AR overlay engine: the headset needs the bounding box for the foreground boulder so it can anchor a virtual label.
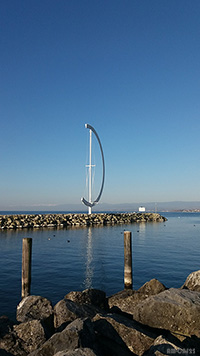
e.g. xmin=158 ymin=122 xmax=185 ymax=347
xmin=16 ymin=295 xmax=54 ymax=336
xmin=146 ymin=335 xmax=186 ymax=355
xmin=93 ymin=312 xmax=158 ymax=356
xmin=54 ymin=289 xmax=109 ymax=331
xmin=54 ymin=299 xmax=102 ymax=331
xmin=137 ymin=278 xmax=166 ymax=295
xmin=0 ymin=330 xmax=25 ymax=356
xmin=53 ymin=349 xmax=98 ymax=356
xmin=133 ymin=288 xmax=200 ymax=337
xmin=182 ymin=270 xmax=200 ymax=292
xmin=28 ymin=318 xmax=97 ymax=356
xmin=108 ymin=278 xmax=166 ymax=315
xmin=0 ymin=319 xmax=47 ymax=355
xmin=65 ymin=289 xmax=108 ymax=310
xmin=14 ymin=320 xmax=47 ymax=354
xmin=2 ymin=278 xmax=200 ymax=356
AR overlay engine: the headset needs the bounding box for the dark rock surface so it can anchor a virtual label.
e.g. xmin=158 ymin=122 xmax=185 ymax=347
xmin=108 ymin=278 xmax=166 ymax=315
xmin=146 ymin=335 xmax=185 ymax=355
xmin=182 ymin=270 xmax=200 ymax=292
xmin=65 ymin=289 xmax=108 ymax=310
xmin=16 ymin=295 xmax=53 ymax=323
xmin=28 ymin=318 xmax=96 ymax=356
xmin=1 ymin=272 xmax=200 ymax=356
xmin=133 ymin=288 xmax=200 ymax=337
xmin=92 ymin=312 xmax=158 ymax=356
xmin=13 ymin=320 xmax=47 ymax=354
xmin=53 ymin=349 xmax=98 ymax=356
xmin=54 ymin=299 xmax=101 ymax=331
xmin=0 ymin=316 xmax=14 ymax=338
xmin=16 ymin=295 xmax=54 ymax=337
xmin=0 ymin=319 xmax=47 ymax=356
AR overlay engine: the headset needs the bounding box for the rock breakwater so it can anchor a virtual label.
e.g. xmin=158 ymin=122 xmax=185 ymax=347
xmin=0 ymin=212 xmax=167 ymax=230
xmin=1 ymin=270 xmax=200 ymax=356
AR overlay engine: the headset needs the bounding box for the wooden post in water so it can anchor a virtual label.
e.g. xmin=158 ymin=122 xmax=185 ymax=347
xmin=21 ymin=238 xmax=32 ymax=299
xmin=124 ymin=231 xmax=133 ymax=289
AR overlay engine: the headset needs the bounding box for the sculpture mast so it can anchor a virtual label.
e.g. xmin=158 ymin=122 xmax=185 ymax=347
xmin=87 ymin=127 xmax=94 ymax=214
xmin=81 ymin=124 xmax=105 ymax=215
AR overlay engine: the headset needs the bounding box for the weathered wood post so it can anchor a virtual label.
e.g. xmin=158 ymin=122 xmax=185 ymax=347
xmin=21 ymin=238 xmax=32 ymax=298
xmin=124 ymin=231 xmax=133 ymax=289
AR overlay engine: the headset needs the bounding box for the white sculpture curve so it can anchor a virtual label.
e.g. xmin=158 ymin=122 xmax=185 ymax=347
xmin=81 ymin=124 xmax=105 ymax=208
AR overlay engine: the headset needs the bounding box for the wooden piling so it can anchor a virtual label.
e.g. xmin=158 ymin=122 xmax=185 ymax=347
xmin=21 ymin=238 xmax=32 ymax=298
xmin=124 ymin=231 xmax=133 ymax=289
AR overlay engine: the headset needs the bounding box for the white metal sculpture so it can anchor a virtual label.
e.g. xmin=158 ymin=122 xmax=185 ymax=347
xmin=81 ymin=124 xmax=105 ymax=214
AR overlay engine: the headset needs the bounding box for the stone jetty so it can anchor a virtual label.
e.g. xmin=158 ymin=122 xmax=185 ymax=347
xmin=0 ymin=212 xmax=167 ymax=230
xmin=1 ymin=270 xmax=200 ymax=356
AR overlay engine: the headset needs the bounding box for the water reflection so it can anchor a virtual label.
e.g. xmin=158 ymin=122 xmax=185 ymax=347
xmin=139 ymin=222 xmax=146 ymax=235
xmin=137 ymin=222 xmax=146 ymax=243
xmin=83 ymin=227 xmax=94 ymax=289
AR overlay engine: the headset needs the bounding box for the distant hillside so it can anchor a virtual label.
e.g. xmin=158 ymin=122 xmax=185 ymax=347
xmin=93 ymin=201 xmax=200 ymax=212
xmin=2 ymin=201 xmax=200 ymax=213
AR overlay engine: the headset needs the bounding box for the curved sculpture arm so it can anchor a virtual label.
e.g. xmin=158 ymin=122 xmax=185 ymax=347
xmin=81 ymin=197 xmax=96 ymax=208
xmin=81 ymin=123 xmax=105 ymax=208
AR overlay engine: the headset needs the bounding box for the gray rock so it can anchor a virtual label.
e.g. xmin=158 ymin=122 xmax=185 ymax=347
xmin=28 ymin=318 xmax=96 ymax=356
xmin=13 ymin=319 xmax=47 ymax=354
xmin=108 ymin=279 xmax=166 ymax=315
xmin=65 ymin=289 xmax=108 ymax=310
xmin=0 ymin=329 xmax=24 ymax=356
xmin=93 ymin=312 xmax=157 ymax=356
xmin=16 ymin=295 xmax=54 ymax=336
xmin=133 ymin=288 xmax=200 ymax=337
xmin=53 ymin=348 xmax=98 ymax=356
xmin=0 ymin=319 xmax=46 ymax=356
xmin=182 ymin=270 xmax=200 ymax=292
xmin=54 ymin=299 xmax=100 ymax=331
xmin=138 ymin=278 xmax=166 ymax=295
xmin=146 ymin=335 xmax=185 ymax=356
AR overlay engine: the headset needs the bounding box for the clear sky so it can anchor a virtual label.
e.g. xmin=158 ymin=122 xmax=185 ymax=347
xmin=0 ymin=0 xmax=200 ymax=210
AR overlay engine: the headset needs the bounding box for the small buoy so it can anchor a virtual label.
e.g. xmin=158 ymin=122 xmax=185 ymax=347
xmin=137 ymin=230 xmax=139 ymax=233
xmin=48 ymin=238 xmax=51 ymax=240
xmin=67 ymin=240 xmax=70 ymax=243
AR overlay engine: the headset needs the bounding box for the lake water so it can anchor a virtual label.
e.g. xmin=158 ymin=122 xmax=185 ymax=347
xmin=0 ymin=212 xmax=200 ymax=320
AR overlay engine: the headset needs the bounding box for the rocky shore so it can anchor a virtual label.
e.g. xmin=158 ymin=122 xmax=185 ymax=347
xmin=0 ymin=213 xmax=167 ymax=230
xmin=1 ymin=270 xmax=200 ymax=356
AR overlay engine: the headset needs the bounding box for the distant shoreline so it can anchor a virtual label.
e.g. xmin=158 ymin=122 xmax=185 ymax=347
xmin=0 ymin=209 xmax=200 ymax=216
xmin=170 ymin=209 xmax=200 ymax=213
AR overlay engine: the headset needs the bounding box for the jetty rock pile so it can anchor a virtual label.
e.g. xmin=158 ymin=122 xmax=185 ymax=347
xmin=1 ymin=271 xmax=200 ymax=356
xmin=0 ymin=213 xmax=167 ymax=230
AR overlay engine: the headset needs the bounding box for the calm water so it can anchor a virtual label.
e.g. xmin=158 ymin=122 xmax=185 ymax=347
xmin=0 ymin=212 xmax=200 ymax=320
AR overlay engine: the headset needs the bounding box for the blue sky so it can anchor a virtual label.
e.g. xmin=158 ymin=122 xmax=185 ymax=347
xmin=0 ymin=0 xmax=200 ymax=210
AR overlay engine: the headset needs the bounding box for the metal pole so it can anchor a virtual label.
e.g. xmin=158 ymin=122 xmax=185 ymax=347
xmin=21 ymin=238 xmax=32 ymax=298
xmin=88 ymin=129 xmax=92 ymax=215
xmin=124 ymin=231 xmax=133 ymax=289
